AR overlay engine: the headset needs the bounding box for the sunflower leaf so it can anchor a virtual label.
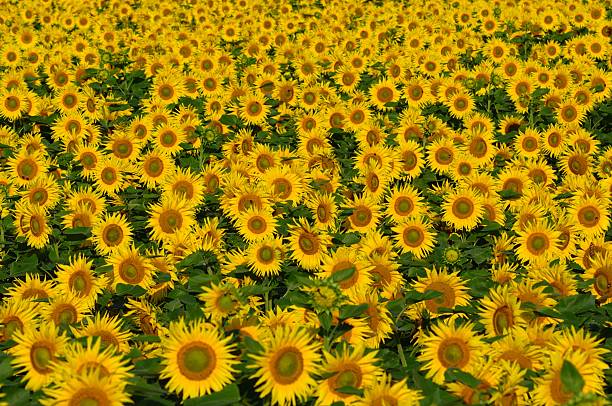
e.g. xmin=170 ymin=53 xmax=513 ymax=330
xmin=560 ymin=360 xmax=584 ymax=395
xmin=331 ymin=266 xmax=356 ymax=283
xmin=339 ymin=303 xmax=369 ymax=319
xmin=183 ymin=384 xmax=240 ymax=406
xmin=335 ymin=386 xmax=364 ymax=396
xmin=444 ymin=368 xmax=480 ymax=388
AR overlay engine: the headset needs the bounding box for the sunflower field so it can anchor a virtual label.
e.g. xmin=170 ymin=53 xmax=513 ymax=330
xmin=1 ymin=0 xmax=612 ymax=405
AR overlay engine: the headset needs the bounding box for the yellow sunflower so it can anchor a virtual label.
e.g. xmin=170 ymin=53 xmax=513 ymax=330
xmin=235 ymin=207 xmax=277 ymax=242
xmin=392 ymin=217 xmax=436 ymax=259
xmin=147 ymin=195 xmax=195 ymax=243
xmin=316 ymin=345 xmax=382 ymax=405
xmin=288 ymin=218 xmax=331 ymax=270
xmin=54 ymin=255 xmax=103 ymax=308
xmin=91 ymin=212 xmax=132 ymax=255
xmin=568 ymin=195 xmax=610 ymax=238
xmin=13 ymin=202 xmax=52 ymax=249
xmin=247 ymin=237 xmax=285 ymax=277
xmin=9 ymin=324 xmax=68 ymax=391
xmin=532 ymin=351 xmax=604 ymax=405
xmin=40 ymin=370 xmax=130 ymax=406
xmin=239 ymin=92 xmax=269 ymax=126
xmin=319 ymin=246 xmax=372 ymax=295
xmin=346 ymin=194 xmax=381 ymax=234
xmin=410 ymin=266 xmax=471 ymax=318
xmin=515 ymin=221 xmax=560 ymax=263
xmin=480 ymin=285 xmax=526 ymax=337
xmin=55 ymin=336 xmax=133 ymax=384
xmin=357 ymin=374 xmax=421 ymax=406
xmin=249 ymin=326 xmax=321 ymax=406
xmin=442 ymin=188 xmax=484 ymax=231
xmin=160 ymin=318 xmax=238 ymax=400
xmin=107 ymin=245 xmax=154 ymax=291
xmin=385 ymin=185 xmax=425 ymax=223
xmin=73 ymin=313 xmax=133 ymax=354
xmin=417 ymin=319 xmax=483 ymax=384
xmin=0 ymin=299 xmax=37 ymax=342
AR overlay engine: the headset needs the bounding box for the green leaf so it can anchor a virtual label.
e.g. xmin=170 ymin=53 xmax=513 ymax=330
xmin=335 ymin=386 xmax=364 ymax=396
xmin=176 ymin=251 xmax=204 ymax=269
xmin=444 ymin=368 xmax=480 ymax=388
xmin=318 ymin=311 xmax=332 ymax=330
xmin=338 ymin=303 xmax=369 ymax=319
xmin=498 ymin=189 xmax=522 ymax=200
xmin=115 ymin=284 xmax=147 ymax=297
xmin=332 ymin=266 xmax=355 ymax=283
xmin=560 ymin=360 xmax=584 ymax=395
xmin=183 ymin=384 xmax=240 ymax=406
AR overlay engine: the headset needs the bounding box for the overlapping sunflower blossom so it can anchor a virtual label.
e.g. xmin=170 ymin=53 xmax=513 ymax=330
xmin=0 ymin=0 xmax=611 ymax=405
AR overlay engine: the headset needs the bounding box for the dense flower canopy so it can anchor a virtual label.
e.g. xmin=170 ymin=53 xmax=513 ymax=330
xmin=0 ymin=0 xmax=611 ymax=405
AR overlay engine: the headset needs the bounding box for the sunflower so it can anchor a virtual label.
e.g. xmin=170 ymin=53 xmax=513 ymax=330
xmin=397 ymin=140 xmax=425 ymax=179
xmin=514 ymin=127 xmax=541 ymax=158
xmin=152 ymin=123 xmax=186 ymax=156
xmin=515 ymin=221 xmax=560 ymax=263
xmin=447 ymin=91 xmax=474 ymax=119
xmin=442 ymin=188 xmax=484 ymax=231
xmin=532 ymin=351 xmax=604 ymax=405
xmin=288 ymin=217 xmax=331 ymax=270
xmin=106 ymin=131 xmax=141 ymax=162
xmin=410 ymin=267 xmax=471 ymax=318
xmin=108 ymin=245 xmax=154 ymax=291
xmin=160 ymin=318 xmax=238 ymax=400
xmin=235 ymin=207 xmax=277 ymax=243
xmin=0 ymin=299 xmax=37 ymax=342
xmin=404 ymin=78 xmax=434 ymax=110
xmin=247 ymin=237 xmax=285 ymax=277
xmin=162 ymin=167 xmax=205 ymax=208
xmin=55 ymin=255 xmax=103 ymax=308
xmin=9 ymin=324 xmax=68 ymax=391
xmin=417 ymin=319 xmax=483 ymax=384
xmin=65 ymin=186 xmax=106 ymax=217
xmin=73 ymin=313 xmax=133 ymax=353
xmin=20 ymin=174 xmax=60 ymax=211
xmin=319 ymin=246 xmax=372 ymax=295
xmin=385 ymin=185 xmax=424 ymax=223
xmin=198 ymin=282 xmax=241 ymax=321
xmin=357 ymin=374 xmax=421 ymax=406
xmin=0 ymin=88 xmax=26 ymax=120
xmin=427 ymin=138 xmax=457 ymax=175
xmin=139 ymin=149 xmax=173 ymax=189
xmin=147 ymin=195 xmax=195 ymax=243
xmin=93 ymin=156 xmax=125 ymax=195
xmin=556 ymin=100 xmax=586 ymax=126
xmin=583 ymin=253 xmax=612 ymax=305
xmin=40 ymin=370 xmax=131 ymax=406
xmin=489 ymin=328 xmax=544 ymax=370
xmin=262 ymin=166 xmax=304 ymax=204
xmin=369 ymin=78 xmax=398 ymax=110
xmin=239 ymin=92 xmax=269 ymax=126
xmin=42 ymin=293 xmax=89 ymax=327
xmin=568 ymin=195 xmax=610 ymax=238
xmin=304 ymin=192 xmax=337 ymax=230
xmin=152 ymin=72 xmax=186 ymax=105
xmin=346 ymin=194 xmax=381 ymax=234
xmin=73 ymin=145 xmax=102 ymax=179
xmin=6 ymin=273 xmax=55 ymax=302
xmin=91 ymin=212 xmax=132 ymax=255
xmin=7 ymin=150 xmax=46 ymax=186
xmin=250 ymin=326 xmax=321 ymax=406
xmin=13 ymin=202 xmax=52 ymax=249
xmin=352 ymin=290 xmax=393 ymax=348
xmin=480 ymin=285 xmax=526 ymax=337
xmin=316 ymin=345 xmax=382 ymax=406
xmin=392 ymin=217 xmax=436 ymax=259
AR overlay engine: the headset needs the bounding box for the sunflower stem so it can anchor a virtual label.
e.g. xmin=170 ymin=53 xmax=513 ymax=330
xmin=397 ymin=343 xmax=408 ymax=368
